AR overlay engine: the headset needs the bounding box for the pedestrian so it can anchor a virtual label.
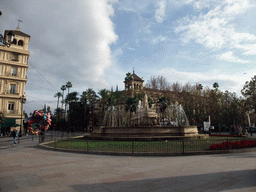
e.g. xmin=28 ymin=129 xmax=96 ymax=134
xmin=11 ymin=128 xmax=18 ymax=146
xmin=250 ymin=127 xmax=253 ymax=136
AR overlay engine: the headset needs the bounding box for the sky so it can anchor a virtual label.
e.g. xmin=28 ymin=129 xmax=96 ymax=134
xmin=1 ymin=0 xmax=256 ymax=114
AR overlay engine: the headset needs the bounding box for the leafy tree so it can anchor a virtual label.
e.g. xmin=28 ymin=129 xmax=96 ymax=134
xmin=125 ymin=72 xmax=133 ymax=81
xmin=145 ymin=75 xmax=170 ymax=90
xmin=148 ymin=96 xmax=154 ymax=109
xmin=241 ymin=75 xmax=256 ymax=114
xmin=54 ymin=107 xmax=65 ymax=117
xmin=47 ymin=106 xmax=51 ymax=113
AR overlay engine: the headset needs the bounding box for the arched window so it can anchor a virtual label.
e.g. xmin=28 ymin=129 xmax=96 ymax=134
xmin=12 ymin=38 xmax=17 ymax=45
xmin=18 ymin=40 xmax=23 ymax=46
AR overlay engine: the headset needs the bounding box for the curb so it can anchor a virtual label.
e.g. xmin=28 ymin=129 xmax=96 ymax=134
xmin=38 ymin=141 xmax=256 ymax=156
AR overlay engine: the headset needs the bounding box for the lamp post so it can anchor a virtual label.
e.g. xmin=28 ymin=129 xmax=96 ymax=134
xmin=0 ymin=31 xmax=14 ymax=47
xmin=20 ymin=95 xmax=26 ymax=134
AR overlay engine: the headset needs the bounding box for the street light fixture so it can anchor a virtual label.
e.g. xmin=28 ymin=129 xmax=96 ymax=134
xmin=0 ymin=11 xmax=15 ymax=47
xmin=0 ymin=31 xmax=15 ymax=47
xmin=20 ymin=95 xmax=26 ymax=134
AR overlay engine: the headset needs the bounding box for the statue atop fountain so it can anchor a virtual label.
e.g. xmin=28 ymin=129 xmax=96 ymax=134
xmin=130 ymin=94 xmax=159 ymax=126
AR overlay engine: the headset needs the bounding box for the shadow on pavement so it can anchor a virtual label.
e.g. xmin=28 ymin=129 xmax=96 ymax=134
xmin=70 ymin=169 xmax=256 ymax=192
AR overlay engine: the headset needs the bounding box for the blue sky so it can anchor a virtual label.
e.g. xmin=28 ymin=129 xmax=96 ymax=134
xmin=1 ymin=0 xmax=256 ymax=114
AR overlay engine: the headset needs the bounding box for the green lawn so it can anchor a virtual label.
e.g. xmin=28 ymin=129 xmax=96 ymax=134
xmin=45 ymin=136 xmax=252 ymax=153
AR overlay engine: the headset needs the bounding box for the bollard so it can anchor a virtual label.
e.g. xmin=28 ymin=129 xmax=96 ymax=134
xmin=55 ymin=131 xmax=57 ymax=148
xmin=132 ymin=140 xmax=134 ymax=155
xmin=182 ymin=139 xmax=185 ymax=154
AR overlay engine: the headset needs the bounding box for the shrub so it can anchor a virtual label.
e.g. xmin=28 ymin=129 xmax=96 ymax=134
xmin=209 ymin=140 xmax=256 ymax=150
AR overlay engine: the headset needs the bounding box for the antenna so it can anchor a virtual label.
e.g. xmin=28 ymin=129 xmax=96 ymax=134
xmin=16 ymin=19 xmax=23 ymax=30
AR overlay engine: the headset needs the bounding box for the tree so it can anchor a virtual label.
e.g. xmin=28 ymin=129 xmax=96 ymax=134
xmin=81 ymin=88 xmax=98 ymax=105
xmin=47 ymin=106 xmax=51 ymax=113
xmin=125 ymin=97 xmax=138 ymax=125
xmin=61 ymin=85 xmax=66 ymax=110
xmin=54 ymin=108 xmax=65 ymax=117
xmin=66 ymin=91 xmax=79 ymax=103
xmin=66 ymin=81 xmax=72 ymax=95
xmin=158 ymin=96 xmax=170 ymax=125
xmin=125 ymin=72 xmax=133 ymax=81
xmin=54 ymin=92 xmax=62 ymax=110
xmin=213 ymin=82 xmax=219 ymax=89
xmin=80 ymin=88 xmax=99 ymax=128
xmin=98 ymin=89 xmax=109 ymax=121
xmin=241 ymin=75 xmax=256 ymax=114
xmin=145 ymin=75 xmax=170 ymax=90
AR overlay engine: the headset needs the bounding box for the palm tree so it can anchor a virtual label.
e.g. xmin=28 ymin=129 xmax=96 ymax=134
xmin=158 ymin=96 xmax=170 ymax=125
xmin=61 ymin=85 xmax=66 ymax=110
xmin=213 ymin=82 xmax=219 ymax=90
xmin=66 ymin=91 xmax=79 ymax=103
xmin=61 ymin=85 xmax=66 ymax=120
xmin=66 ymin=81 xmax=72 ymax=96
xmin=80 ymin=88 xmax=99 ymax=129
xmin=125 ymin=97 xmax=138 ymax=126
xmin=98 ymin=89 xmax=109 ymax=121
xmin=54 ymin=92 xmax=62 ymax=110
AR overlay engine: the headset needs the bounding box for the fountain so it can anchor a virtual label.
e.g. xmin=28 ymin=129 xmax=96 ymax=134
xmin=88 ymin=94 xmax=206 ymax=140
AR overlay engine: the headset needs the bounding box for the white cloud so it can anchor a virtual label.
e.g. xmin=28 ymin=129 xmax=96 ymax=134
xmin=155 ymin=1 xmax=167 ymax=23
xmin=1 ymin=0 xmax=118 ymax=113
xmin=218 ymin=51 xmax=249 ymax=63
xmin=174 ymin=0 xmax=256 ymax=53
xmin=150 ymin=35 xmax=168 ymax=45
xmin=157 ymin=67 xmax=253 ymax=95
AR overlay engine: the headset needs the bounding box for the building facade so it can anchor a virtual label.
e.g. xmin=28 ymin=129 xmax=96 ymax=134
xmin=0 ymin=28 xmax=30 ymax=134
xmin=124 ymin=70 xmax=144 ymax=92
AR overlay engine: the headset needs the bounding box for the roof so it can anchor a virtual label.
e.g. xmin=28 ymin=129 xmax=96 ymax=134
xmin=132 ymin=73 xmax=144 ymax=82
xmin=4 ymin=30 xmax=30 ymax=38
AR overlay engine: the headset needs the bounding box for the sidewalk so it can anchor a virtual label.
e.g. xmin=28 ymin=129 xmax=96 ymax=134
xmin=0 ymin=135 xmax=256 ymax=191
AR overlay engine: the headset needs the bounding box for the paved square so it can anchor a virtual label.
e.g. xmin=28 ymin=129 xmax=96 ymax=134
xmin=0 ymin=136 xmax=256 ymax=191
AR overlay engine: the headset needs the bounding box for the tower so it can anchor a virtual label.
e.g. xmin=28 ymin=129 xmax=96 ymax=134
xmin=0 ymin=28 xmax=30 ymax=134
xmin=124 ymin=70 xmax=144 ymax=92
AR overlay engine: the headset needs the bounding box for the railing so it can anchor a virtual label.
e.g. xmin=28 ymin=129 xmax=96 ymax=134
xmin=39 ymin=134 xmax=256 ymax=155
xmin=38 ymin=131 xmax=85 ymax=144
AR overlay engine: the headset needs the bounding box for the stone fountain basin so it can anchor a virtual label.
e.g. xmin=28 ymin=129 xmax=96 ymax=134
xmin=85 ymin=126 xmax=208 ymax=141
xmin=101 ymin=125 xmax=198 ymax=136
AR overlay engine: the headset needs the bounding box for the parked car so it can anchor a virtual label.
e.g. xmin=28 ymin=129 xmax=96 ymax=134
xmin=250 ymin=127 xmax=256 ymax=133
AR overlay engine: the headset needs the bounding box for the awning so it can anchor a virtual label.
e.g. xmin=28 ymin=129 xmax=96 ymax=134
xmin=1 ymin=118 xmax=20 ymax=128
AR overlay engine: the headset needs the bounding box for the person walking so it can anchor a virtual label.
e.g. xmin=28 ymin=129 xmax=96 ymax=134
xmin=11 ymin=128 xmax=18 ymax=146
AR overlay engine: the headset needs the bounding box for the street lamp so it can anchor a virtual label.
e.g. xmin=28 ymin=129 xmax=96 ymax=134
xmin=0 ymin=11 xmax=15 ymax=47
xmin=20 ymin=95 xmax=26 ymax=134
xmin=0 ymin=31 xmax=15 ymax=47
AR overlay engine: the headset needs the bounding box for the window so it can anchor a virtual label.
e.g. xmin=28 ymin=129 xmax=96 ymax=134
xmin=12 ymin=38 xmax=17 ymax=45
xmin=18 ymin=40 xmax=23 ymax=46
xmin=11 ymin=67 xmax=17 ymax=76
xmin=0 ymin=65 xmax=2 ymax=75
xmin=8 ymin=103 xmax=15 ymax=111
xmin=9 ymin=52 xmax=19 ymax=61
xmin=10 ymin=84 xmax=16 ymax=94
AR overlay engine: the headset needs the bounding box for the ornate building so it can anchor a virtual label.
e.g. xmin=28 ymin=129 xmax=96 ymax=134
xmin=124 ymin=70 xmax=144 ymax=92
xmin=0 ymin=28 xmax=30 ymax=134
